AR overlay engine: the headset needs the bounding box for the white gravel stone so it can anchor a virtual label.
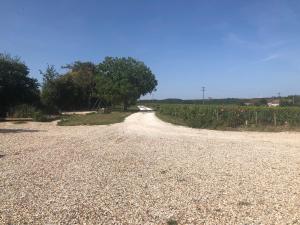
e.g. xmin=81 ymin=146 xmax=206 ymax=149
xmin=0 ymin=112 xmax=300 ymax=224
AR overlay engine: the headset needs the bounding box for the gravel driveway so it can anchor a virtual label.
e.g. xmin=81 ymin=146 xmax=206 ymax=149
xmin=1 ymin=112 xmax=300 ymax=224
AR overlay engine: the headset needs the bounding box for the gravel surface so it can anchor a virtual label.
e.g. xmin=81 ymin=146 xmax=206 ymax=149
xmin=1 ymin=112 xmax=300 ymax=225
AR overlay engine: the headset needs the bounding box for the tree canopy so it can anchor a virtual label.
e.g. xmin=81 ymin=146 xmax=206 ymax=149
xmin=1 ymin=53 xmax=157 ymax=115
xmin=0 ymin=53 xmax=40 ymax=116
xmin=40 ymin=63 xmax=98 ymax=111
xmin=40 ymin=57 xmax=157 ymax=111
xmin=96 ymin=57 xmax=157 ymax=110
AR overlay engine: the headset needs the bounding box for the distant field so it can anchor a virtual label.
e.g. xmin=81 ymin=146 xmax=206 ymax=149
xmin=149 ymin=103 xmax=300 ymax=131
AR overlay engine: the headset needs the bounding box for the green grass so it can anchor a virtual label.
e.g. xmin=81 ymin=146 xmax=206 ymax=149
xmin=57 ymin=111 xmax=133 ymax=126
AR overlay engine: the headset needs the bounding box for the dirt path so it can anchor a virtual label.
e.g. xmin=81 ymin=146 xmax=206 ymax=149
xmin=1 ymin=112 xmax=300 ymax=224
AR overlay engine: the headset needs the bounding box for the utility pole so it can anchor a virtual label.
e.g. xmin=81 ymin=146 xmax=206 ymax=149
xmin=202 ymin=86 xmax=206 ymax=104
xmin=277 ymin=92 xmax=281 ymax=98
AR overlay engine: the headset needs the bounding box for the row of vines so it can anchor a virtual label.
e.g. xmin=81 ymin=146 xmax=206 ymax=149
xmin=154 ymin=104 xmax=300 ymax=129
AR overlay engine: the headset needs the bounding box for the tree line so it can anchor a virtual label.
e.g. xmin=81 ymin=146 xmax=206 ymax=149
xmin=0 ymin=53 xmax=157 ymax=117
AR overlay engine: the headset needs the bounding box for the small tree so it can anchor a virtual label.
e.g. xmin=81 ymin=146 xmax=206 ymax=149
xmin=40 ymin=65 xmax=60 ymax=112
xmin=96 ymin=57 xmax=157 ymax=110
xmin=41 ymin=64 xmax=59 ymax=86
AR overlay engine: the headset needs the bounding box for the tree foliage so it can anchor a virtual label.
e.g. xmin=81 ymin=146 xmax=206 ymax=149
xmin=64 ymin=61 xmax=97 ymax=108
xmin=40 ymin=62 xmax=98 ymax=111
xmin=96 ymin=57 xmax=157 ymax=110
xmin=0 ymin=53 xmax=40 ymax=116
xmin=1 ymin=55 xmax=157 ymax=114
xmin=40 ymin=65 xmax=60 ymax=112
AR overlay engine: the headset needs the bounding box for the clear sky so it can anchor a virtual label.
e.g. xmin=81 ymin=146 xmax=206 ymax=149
xmin=1 ymin=0 xmax=300 ymax=99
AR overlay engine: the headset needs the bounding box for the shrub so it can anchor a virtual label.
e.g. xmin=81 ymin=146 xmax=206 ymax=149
xmin=33 ymin=111 xmax=48 ymax=122
xmin=8 ymin=104 xmax=36 ymax=118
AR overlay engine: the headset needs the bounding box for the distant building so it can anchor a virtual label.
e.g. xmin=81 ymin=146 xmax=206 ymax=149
xmin=267 ymin=99 xmax=280 ymax=107
xmin=244 ymin=102 xmax=253 ymax=106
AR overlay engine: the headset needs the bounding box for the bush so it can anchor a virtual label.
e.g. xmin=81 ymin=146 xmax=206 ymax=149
xmin=8 ymin=104 xmax=36 ymax=118
xmin=5 ymin=104 xmax=52 ymax=122
xmin=32 ymin=111 xmax=49 ymax=122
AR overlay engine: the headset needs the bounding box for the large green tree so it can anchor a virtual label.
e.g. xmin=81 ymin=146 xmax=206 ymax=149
xmin=96 ymin=57 xmax=157 ymax=110
xmin=0 ymin=53 xmax=40 ymax=116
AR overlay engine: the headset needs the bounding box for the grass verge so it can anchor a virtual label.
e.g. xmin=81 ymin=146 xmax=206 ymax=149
xmin=57 ymin=112 xmax=133 ymax=126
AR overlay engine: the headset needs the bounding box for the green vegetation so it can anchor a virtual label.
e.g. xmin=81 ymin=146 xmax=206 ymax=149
xmin=155 ymin=104 xmax=300 ymax=131
xmin=41 ymin=57 xmax=157 ymax=112
xmin=7 ymin=104 xmax=37 ymax=118
xmin=140 ymin=96 xmax=300 ymax=107
xmin=40 ymin=62 xmax=98 ymax=112
xmin=1 ymin=53 xmax=157 ymax=121
xmin=96 ymin=57 xmax=158 ymax=110
xmin=2 ymin=104 xmax=56 ymax=122
xmin=0 ymin=54 xmax=40 ymax=117
xmin=57 ymin=111 xmax=133 ymax=126
xmin=2 ymin=51 xmax=300 ymax=133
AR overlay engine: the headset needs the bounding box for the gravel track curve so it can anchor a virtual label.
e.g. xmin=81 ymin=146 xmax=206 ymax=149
xmin=1 ymin=112 xmax=300 ymax=224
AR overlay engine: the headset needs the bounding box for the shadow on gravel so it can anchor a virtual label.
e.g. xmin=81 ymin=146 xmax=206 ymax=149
xmin=0 ymin=129 xmax=41 ymax=133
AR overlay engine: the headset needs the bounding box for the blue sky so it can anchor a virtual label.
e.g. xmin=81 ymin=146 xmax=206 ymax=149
xmin=1 ymin=0 xmax=300 ymax=99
